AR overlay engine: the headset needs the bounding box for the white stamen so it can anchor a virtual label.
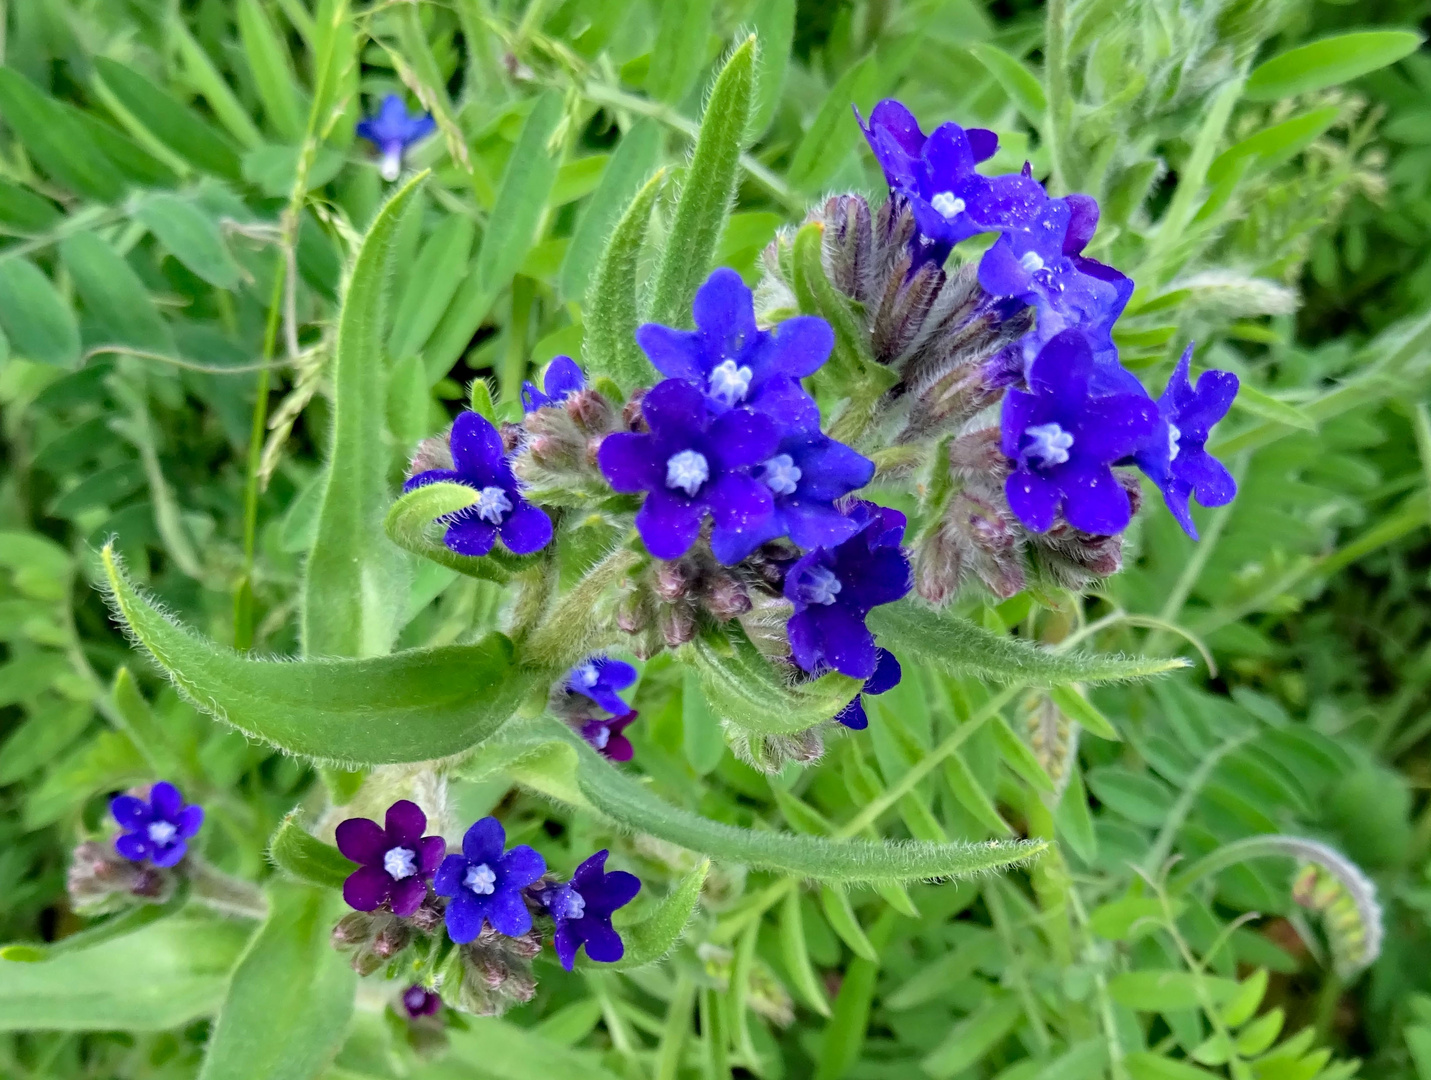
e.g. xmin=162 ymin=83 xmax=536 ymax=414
xmin=1167 ymin=423 xmax=1182 ymax=462
xmin=464 ymin=863 xmax=497 ymax=895
xmin=762 ymin=454 xmax=802 ymax=495
xmin=930 ymin=191 xmax=966 ymax=219
xmin=563 ymin=889 xmax=586 ymax=919
xmin=379 ymin=148 xmax=402 ymax=182
xmin=147 ymin=821 xmax=177 ymax=845
xmin=708 ymin=359 xmax=754 ymax=405
xmin=1019 ymin=251 xmax=1046 ymax=273
xmin=473 ymin=485 xmax=513 ymax=524
xmin=802 ymin=566 xmax=843 ymax=606
xmin=575 ymin=663 xmax=599 ymax=688
xmin=1024 ymin=423 xmax=1074 ymax=468
xmin=588 ymin=725 xmax=611 ymax=750
xmin=665 ymin=450 xmax=710 ymax=496
xmin=384 ymin=846 xmax=417 ymax=880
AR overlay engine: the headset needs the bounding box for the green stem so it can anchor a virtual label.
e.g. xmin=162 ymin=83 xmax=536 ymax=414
xmin=187 ymin=860 xmax=268 ymax=920
xmin=656 ymin=976 xmax=697 ymax=1080
xmin=1043 ymin=0 xmax=1071 ymax=192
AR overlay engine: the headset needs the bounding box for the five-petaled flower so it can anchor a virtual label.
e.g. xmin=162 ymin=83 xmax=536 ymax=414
xmin=784 ymin=502 xmax=912 ymax=680
xmin=568 ymin=655 xmax=638 ymax=717
xmin=522 ymin=355 xmax=586 ymax=414
xmin=405 ymin=411 xmax=554 ymax=558
xmin=356 ymin=94 xmax=437 ymax=181
xmin=1001 ymin=330 xmax=1158 ymax=536
xmin=110 ymin=781 xmax=203 ymax=868
xmin=834 ymin=648 xmax=902 ymax=730
xmin=538 ymin=849 xmax=641 ymax=971
xmin=335 ymin=800 xmax=446 ymax=918
xmin=401 ymin=984 xmax=442 ymax=1019
xmin=434 ymin=817 xmax=546 ymax=944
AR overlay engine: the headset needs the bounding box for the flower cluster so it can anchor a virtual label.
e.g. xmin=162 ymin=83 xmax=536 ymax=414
xmin=554 ymin=654 xmax=639 ymax=761
xmin=67 ymin=781 xmax=206 ymax=913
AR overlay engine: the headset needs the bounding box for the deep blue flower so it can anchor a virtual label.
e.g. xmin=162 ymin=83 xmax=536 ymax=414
xmin=833 ymin=648 xmax=902 ymax=730
xmin=597 ymin=379 xmax=779 ymax=563
xmin=110 ymin=781 xmax=203 ymax=868
xmin=568 ymin=656 xmax=637 ymax=717
xmin=784 ymin=502 xmax=911 ymax=680
xmin=1001 ymin=330 xmax=1158 ymax=535
xmin=356 ymin=94 xmax=437 ymax=181
xmin=522 ymin=355 xmax=586 ymax=413
xmin=579 ymin=712 xmax=637 ymax=763
xmin=635 ymin=269 xmax=831 ymax=425
xmin=401 ymin=985 xmax=442 ymax=1019
xmin=405 ymin=411 xmax=553 ymax=558
xmin=1133 ymin=344 xmax=1239 ymax=538
xmin=335 ymin=800 xmax=446 ymax=917
xmin=538 ymin=849 xmax=640 ymax=971
xmin=434 ymin=817 xmax=546 ymax=943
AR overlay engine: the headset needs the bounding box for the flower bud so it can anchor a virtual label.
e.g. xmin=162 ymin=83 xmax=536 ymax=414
xmin=818 ymin=194 xmax=873 ymax=301
xmin=67 ymin=840 xmax=176 ymax=914
xmin=703 ymin=571 xmax=751 ymax=620
xmin=442 ymin=926 xmax=541 ymax=1016
xmin=564 ymin=387 xmax=616 ymax=434
xmin=408 ymin=432 xmax=454 ymax=478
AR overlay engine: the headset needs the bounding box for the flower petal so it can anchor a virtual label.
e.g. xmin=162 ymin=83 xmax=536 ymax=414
xmin=417 ymin=835 xmax=447 ymax=876
xmin=635 ymin=491 xmax=703 ymax=561
xmin=642 ymin=378 xmax=711 ymax=435
xmin=553 ymin=924 xmax=580 ymax=971
xmin=462 ymin=817 xmax=506 ymax=864
xmin=385 ymin=800 xmax=428 ymax=846
xmin=175 ymin=804 xmax=205 ymax=840
xmin=149 ymin=782 xmax=183 ymax=819
xmin=578 ymin=919 xmax=625 ymax=964
xmin=597 ymin=432 xmax=665 ymax=493
xmin=755 ymin=315 xmax=833 ymax=380
xmin=635 ymin=324 xmax=705 ymax=382
xmin=433 ymin=853 xmax=468 ymax=897
xmin=693 ymin=268 xmax=759 ymax=360
xmin=544 ymin=355 xmax=586 ymax=400
xmin=1005 ymin=469 xmax=1059 ymax=533
xmin=114 ymin=832 xmax=150 ymax=862
xmin=150 ymin=840 xmax=187 ymax=868
xmin=499 ymin=844 xmax=547 ymax=890
xmin=335 ymin=817 xmax=387 ymax=865
xmin=110 ymin=795 xmax=149 ymax=831
xmin=443 ymin=516 xmax=497 ymax=557
xmin=1182 ymin=450 xmax=1237 ymax=508
xmin=389 ymin=876 xmax=427 ymax=917
xmin=865 ymin=648 xmax=902 ymax=696
xmin=1058 ymin=460 xmax=1132 ymax=536
xmin=835 ymin=697 xmax=869 ymax=730
xmin=708 ymin=409 xmax=780 ymax=471
xmin=485 ymin=886 xmax=533 ymax=937
xmin=589 ymin=869 xmax=641 ymax=914
xmin=498 ymin=502 xmax=554 ymax=555
xmin=343 ymin=865 xmax=392 ymax=911
xmin=444 ymin=889 xmax=487 ymax=944
xmin=449 ymin=410 xmax=507 ymax=477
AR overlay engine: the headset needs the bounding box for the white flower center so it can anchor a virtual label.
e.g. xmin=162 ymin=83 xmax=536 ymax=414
xmin=464 ymin=863 xmax=497 ymax=895
xmin=1019 ymin=251 xmax=1046 ymax=273
xmin=802 ymin=566 xmax=843 ymax=606
xmin=708 ymin=359 xmax=754 ymax=405
xmin=473 ymin=485 xmax=513 ymax=524
xmin=575 ymin=663 xmax=599 ymax=689
xmin=562 ymin=889 xmax=586 ymax=919
xmin=665 ymin=450 xmax=710 ymax=496
xmin=930 ymin=191 xmax=966 ymax=218
xmin=589 ymin=725 xmax=611 ymax=750
xmin=384 ymin=846 xmax=417 ymax=880
xmin=762 ymin=454 xmax=802 ymax=495
xmin=1024 ymin=423 xmax=1074 ymax=468
xmin=379 ymin=148 xmax=402 ymax=181
xmin=1167 ymin=422 xmax=1182 ymax=462
xmin=147 ymin=821 xmax=177 ymax=845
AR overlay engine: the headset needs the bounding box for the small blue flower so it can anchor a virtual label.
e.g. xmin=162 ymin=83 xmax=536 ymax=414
xmin=110 ymin=782 xmax=203 ymax=869
xmin=404 ymin=411 xmax=553 ymax=558
xmin=537 ymin=849 xmax=641 ymax=971
xmin=522 ymin=356 xmax=586 ymax=414
xmin=357 ymin=94 xmax=437 ymax=181
xmin=568 ymin=655 xmax=637 ymax=717
xmin=833 ymin=648 xmax=902 ymax=730
xmin=434 ymin=818 xmax=546 ymax=944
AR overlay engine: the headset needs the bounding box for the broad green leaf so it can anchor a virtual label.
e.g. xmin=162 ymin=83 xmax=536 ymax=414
xmin=268 ymin=812 xmax=357 ymax=890
xmin=583 ymin=860 xmax=709 ymax=970
xmin=72 ymin=110 xmax=178 ymax=188
xmin=647 ymin=35 xmax=757 ymax=328
xmin=1207 ymin=107 xmax=1340 ymax=183
xmin=92 ymin=57 xmax=242 ymax=179
xmin=1055 ymin=766 xmax=1098 ymax=864
xmin=689 ymin=633 xmax=861 ymax=735
xmin=102 ymin=544 xmax=533 ymax=764
xmin=922 ymin=995 xmax=1024 ymax=1079
xmin=0 ymin=258 xmax=80 ymax=368
xmin=1230 ymin=384 xmax=1317 ymax=430
xmin=1049 ymin=684 xmax=1120 ymax=740
xmin=384 ymin=480 xmax=537 ymax=583
xmin=787 ymin=54 xmax=878 ymax=192
xmin=1107 ymin=970 xmax=1238 ymax=1012
xmin=302 ymin=174 xmax=425 ymax=659
xmin=750 ymin=0 xmax=795 ymax=137
xmin=0 ymin=69 xmax=125 ymax=201
xmin=237 ymin=0 xmax=307 ymax=142
xmin=1220 ymin=968 xmax=1268 ymax=1027
xmin=389 ymin=216 xmax=477 ymax=360
xmin=1088 ymin=896 xmax=1175 ymax=941
xmin=969 ymin=43 xmax=1047 ymax=126
xmin=560 ymin=119 xmax=661 ymax=303
xmin=1245 ymin=30 xmax=1423 ymax=102
xmin=137 ymin=193 xmax=242 ymax=288
xmin=198 ymin=883 xmax=355 ymax=1080
xmin=886 ymin=932 xmax=1000 ymax=1011
xmin=646 ymin=0 xmax=714 ymax=105
xmin=60 ymin=231 xmax=174 ymax=354
xmin=942 ymin=752 xmax=1012 ymax=835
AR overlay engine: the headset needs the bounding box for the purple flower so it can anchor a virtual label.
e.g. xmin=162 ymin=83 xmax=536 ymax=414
xmin=434 ymin=817 xmax=545 ymax=943
xmin=404 ymin=411 xmax=553 ymax=558
xmin=784 ymin=502 xmax=912 ymax=680
xmin=1134 ymin=344 xmax=1239 ymax=538
xmin=568 ymin=656 xmax=637 ymax=717
xmin=833 ymin=648 xmax=902 ymax=731
xmin=335 ymin=800 xmax=446 ymax=917
xmin=597 ymin=379 xmax=779 ymax=563
xmin=357 ymin=94 xmax=437 ymax=181
xmin=522 ymin=356 xmax=586 ymax=413
xmin=635 ymin=268 xmax=831 ymax=425
xmin=1001 ymin=330 xmax=1158 ymax=535
xmin=578 ymin=713 xmax=638 ymax=762
xmin=401 ymin=985 xmax=442 ymax=1019
xmin=538 ymin=850 xmax=641 ymax=971
xmin=110 ymin=782 xmax=203 ymax=868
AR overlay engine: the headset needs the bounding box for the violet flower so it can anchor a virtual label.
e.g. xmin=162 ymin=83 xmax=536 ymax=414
xmin=578 ymin=713 xmax=637 ymax=763
xmin=1134 ymin=344 xmax=1239 ymax=538
xmin=538 ymin=849 xmax=641 ymax=971
xmin=597 ymin=378 xmax=779 ymax=563
xmin=635 ymin=268 xmax=831 ymax=425
xmin=784 ymin=502 xmax=912 ymax=680
xmin=402 ymin=985 xmax=442 ymax=1019
xmin=568 ymin=656 xmax=637 ymax=716
xmin=335 ymin=800 xmax=446 ymax=918
xmin=404 ymin=411 xmax=553 ymax=558
xmin=434 ymin=817 xmax=545 ymax=943
xmin=1001 ymin=330 xmax=1158 ymax=535
xmin=110 ymin=781 xmax=203 ymax=868
xmin=522 ymin=355 xmax=586 ymax=414
xmin=833 ymin=648 xmax=902 ymax=731
xmin=356 ymin=94 xmax=437 ymax=181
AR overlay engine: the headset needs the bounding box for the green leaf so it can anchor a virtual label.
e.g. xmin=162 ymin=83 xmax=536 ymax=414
xmin=236 ymin=0 xmax=307 ymax=142
xmin=990 ymin=713 xmax=1056 ymax=794
xmin=1245 ymin=30 xmax=1424 ymax=102
xmin=1048 ymin=684 xmax=1119 ymax=740
xmin=302 ymin=173 xmax=425 ymax=659
xmin=0 ymin=69 xmax=125 ymax=202
xmin=60 ymin=231 xmax=174 ymax=354
xmin=820 ymin=886 xmax=878 ymax=961
xmin=110 ymin=666 xmax=202 ymax=785
xmin=389 ymin=215 xmax=477 ymax=360
xmin=780 ymin=887 xmax=831 ymax=1015
xmin=646 ymin=0 xmax=714 ymax=105
xmin=560 ymin=119 xmax=661 ymax=303
xmin=582 ymin=860 xmax=709 ymax=971
xmin=1208 ymin=107 xmax=1340 ymax=184
xmin=170 ymin=20 xmax=264 ymax=148
xmin=1230 ymin=384 xmax=1317 ymax=430
xmin=688 ymin=632 xmax=862 ymax=735
xmin=384 ymin=481 xmax=537 ymax=582
xmin=443 ymin=1019 xmax=627 ymax=1080
xmin=1107 ymin=970 xmax=1238 ymax=1012
xmin=787 ymin=54 xmax=879 ymax=192
xmin=1087 ymin=896 xmax=1174 ymax=941
xmin=647 ymin=35 xmax=757 ymax=328
xmin=867 ymin=601 xmax=1188 ymax=686
xmin=921 ymin=994 xmax=1024 ymax=1078
xmin=749 ymin=0 xmax=795 ymax=137
xmin=0 ymin=258 xmax=80 ymax=368
xmin=0 ymin=179 xmax=61 ymax=234
xmin=74 ymin=110 xmax=179 ymax=189
xmin=0 ymin=699 xmax=91 ymax=784
xmin=1124 ymin=1052 xmax=1221 ymax=1080
xmin=101 ymin=544 xmax=533 ymax=764
xmin=815 ymin=913 xmax=895 ymax=1080
xmin=969 ymin=43 xmax=1047 ymax=126
xmin=92 ymin=57 xmax=242 ymax=179
xmin=136 ymin=193 xmax=242 ymax=289
xmin=198 ymin=883 xmax=355 ymax=1080
xmin=268 ymin=812 xmax=357 ymax=890
xmin=681 ymin=666 xmax=725 ymax=775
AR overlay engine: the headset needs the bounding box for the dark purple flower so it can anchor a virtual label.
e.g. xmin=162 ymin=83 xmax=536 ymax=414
xmin=784 ymin=502 xmax=912 ymax=680
xmin=635 ymin=268 xmax=831 ymax=425
xmin=538 ymin=850 xmax=641 ymax=971
xmin=1001 ymin=330 xmax=1158 ymax=536
xmin=568 ymin=655 xmax=637 ymax=716
xmin=1133 ymin=344 xmax=1239 ymax=538
xmin=597 ymin=379 xmax=779 ymax=563
xmin=434 ymin=817 xmax=545 ymax=943
xmin=833 ymin=648 xmax=902 ymax=730
xmin=357 ymin=94 xmax=437 ymax=180
xmin=110 ymin=782 xmax=203 ymax=869
xmin=404 ymin=410 xmax=553 ymax=558
xmin=522 ymin=355 xmax=586 ymax=413
xmin=401 ymin=985 xmax=442 ymax=1019
xmin=335 ymin=800 xmax=446 ymax=917
xmin=579 ymin=712 xmax=637 ymax=762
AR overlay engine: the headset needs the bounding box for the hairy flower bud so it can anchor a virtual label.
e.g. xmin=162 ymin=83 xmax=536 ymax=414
xmin=408 ymin=432 xmax=455 ymax=478
xmin=441 ymin=926 xmax=541 ymax=1016
xmin=67 ymin=840 xmax=176 ymax=914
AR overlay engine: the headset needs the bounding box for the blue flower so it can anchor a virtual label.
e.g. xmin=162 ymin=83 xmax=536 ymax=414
xmin=784 ymin=502 xmax=912 ymax=680
xmin=434 ymin=818 xmax=546 ymax=944
xmin=538 ymin=849 xmax=641 ymax=971
xmin=1001 ymin=330 xmax=1158 ymax=535
xmin=635 ymin=269 xmax=832 ymax=425
xmin=568 ymin=656 xmax=637 ymax=717
xmin=110 ymin=782 xmax=203 ymax=868
xmin=833 ymin=648 xmax=902 ymax=730
xmin=404 ymin=411 xmax=553 ymax=558
xmin=335 ymin=800 xmax=445 ymax=917
xmin=522 ymin=356 xmax=586 ymax=414
xmin=1133 ymin=344 xmax=1239 ymax=538
xmin=356 ymin=94 xmax=437 ymax=181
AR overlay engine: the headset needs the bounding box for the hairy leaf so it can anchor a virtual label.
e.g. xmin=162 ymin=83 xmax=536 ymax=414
xmin=689 ymin=633 xmax=861 ymax=735
xmin=268 ymin=813 xmax=357 ymax=889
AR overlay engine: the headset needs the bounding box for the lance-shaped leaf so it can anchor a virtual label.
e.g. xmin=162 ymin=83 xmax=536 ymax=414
xmin=867 ymin=600 xmax=1188 ymax=686
xmin=268 ymin=812 xmax=357 ymax=890
xmin=583 ymin=165 xmax=667 ymax=389
xmin=384 ymin=480 xmax=538 ymax=583
xmin=561 ymin=119 xmax=661 ymax=303
xmin=688 ymin=632 xmax=861 ymax=735
xmin=581 ymin=860 xmax=710 ymax=971
xmin=101 ymin=545 xmax=533 ymax=764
